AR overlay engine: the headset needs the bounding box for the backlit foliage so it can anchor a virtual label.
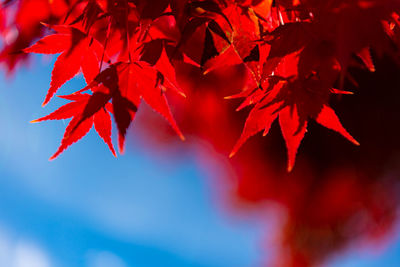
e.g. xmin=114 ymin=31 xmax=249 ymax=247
xmin=1 ymin=1 xmax=400 ymax=266
xmin=3 ymin=0 xmax=398 ymax=166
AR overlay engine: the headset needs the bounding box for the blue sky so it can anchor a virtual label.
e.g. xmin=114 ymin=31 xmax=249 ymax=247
xmin=0 ymin=57 xmax=266 ymax=266
xmin=0 ymin=56 xmax=398 ymax=266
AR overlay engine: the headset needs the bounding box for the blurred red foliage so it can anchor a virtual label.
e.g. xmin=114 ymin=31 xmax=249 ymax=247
xmin=164 ymin=54 xmax=400 ymax=267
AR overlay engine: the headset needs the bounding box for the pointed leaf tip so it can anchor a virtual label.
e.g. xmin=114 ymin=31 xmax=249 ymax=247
xmin=230 ymin=140 xmax=245 ymax=159
xmin=287 ymin=164 xmax=294 ymax=173
xmin=109 ymin=147 xmax=118 ymax=157
xmin=118 ymin=134 xmax=125 ymax=155
xmin=179 ymin=91 xmax=187 ymax=98
xmin=316 ymin=105 xmax=359 ymax=146
xmin=49 ymin=153 xmax=59 ymax=161
xmin=332 ymin=88 xmax=354 ymax=95
xmin=42 ymin=92 xmax=54 ymax=106
xmin=279 ymin=106 xmax=307 ymax=174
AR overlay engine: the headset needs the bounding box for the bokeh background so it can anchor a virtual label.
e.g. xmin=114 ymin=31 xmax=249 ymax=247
xmin=0 ymin=56 xmax=399 ymax=267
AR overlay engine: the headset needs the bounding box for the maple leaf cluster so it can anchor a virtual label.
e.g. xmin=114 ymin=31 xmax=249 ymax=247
xmin=1 ymin=1 xmax=400 ymax=266
xmin=0 ymin=0 xmax=398 ymax=169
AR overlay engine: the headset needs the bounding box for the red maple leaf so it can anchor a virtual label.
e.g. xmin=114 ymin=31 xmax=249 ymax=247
xmin=24 ymin=24 xmax=105 ymax=105
xmin=31 ymin=91 xmax=116 ymax=159
xmin=76 ymin=61 xmax=184 ymax=153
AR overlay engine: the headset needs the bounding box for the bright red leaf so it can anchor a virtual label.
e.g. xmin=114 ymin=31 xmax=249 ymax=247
xmin=31 ymin=91 xmax=116 ymax=159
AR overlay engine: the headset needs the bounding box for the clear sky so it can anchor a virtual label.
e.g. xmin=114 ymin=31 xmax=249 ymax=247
xmin=0 ymin=56 xmax=398 ymax=267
